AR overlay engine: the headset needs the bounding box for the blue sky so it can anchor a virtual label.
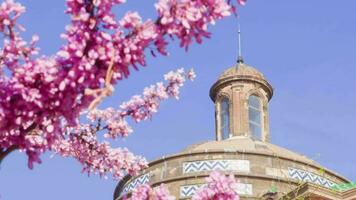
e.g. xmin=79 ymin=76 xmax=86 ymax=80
xmin=0 ymin=1 xmax=355 ymax=200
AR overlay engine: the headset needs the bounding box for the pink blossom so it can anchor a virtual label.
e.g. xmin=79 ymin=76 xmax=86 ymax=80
xmin=238 ymin=0 xmax=247 ymax=6
xmin=52 ymin=125 xmax=148 ymax=180
xmin=120 ymin=12 xmax=142 ymax=29
xmin=193 ymin=171 xmax=240 ymax=200
xmin=128 ymin=184 xmax=175 ymax=200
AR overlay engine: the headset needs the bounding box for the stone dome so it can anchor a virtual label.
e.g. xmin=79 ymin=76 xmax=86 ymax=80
xmin=219 ymin=63 xmax=265 ymax=80
xmin=210 ymin=62 xmax=274 ymax=102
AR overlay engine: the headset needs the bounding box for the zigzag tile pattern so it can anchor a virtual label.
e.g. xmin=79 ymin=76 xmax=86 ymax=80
xmin=288 ymin=167 xmax=336 ymax=188
xmin=180 ymin=183 xmax=253 ymax=198
xmin=180 ymin=184 xmax=205 ymax=198
xmin=183 ymin=159 xmax=250 ymax=174
xmin=122 ymin=173 xmax=150 ymax=194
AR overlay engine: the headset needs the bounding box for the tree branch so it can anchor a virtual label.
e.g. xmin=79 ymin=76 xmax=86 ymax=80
xmin=0 ymin=145 xmax=18 ymax=166
xmin=0 ymin=123 xmax=35 ymax=167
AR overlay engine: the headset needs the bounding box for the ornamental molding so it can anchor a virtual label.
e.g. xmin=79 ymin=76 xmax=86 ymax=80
xmin=180 ymin=184 xmax=204 ymax=198
xmin=122 ymin=173 xmax=150 ymax=195
xmin=210 ymin=75 xmax=273 ymax=102
xmin=183 ymin=159 xmax=250 ymax=174
xmin=288 ymin=167 xmax=336 ymax=188
xmin=216 ymin=92 xmax=231 ymax=102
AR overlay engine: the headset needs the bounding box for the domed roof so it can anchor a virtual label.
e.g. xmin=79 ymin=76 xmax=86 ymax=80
xmin=219 ymin=62 xmax=265 ymax=80
xmin=210 ymin=62 xmax=273 ymax=101
xmin=182 ymin=137 xmax=317 ymax=166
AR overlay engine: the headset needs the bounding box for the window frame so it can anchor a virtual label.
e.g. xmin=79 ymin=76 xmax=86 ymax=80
xmin=248 ymin=94 xmax=263 ymax=140
xmin=219 ymin=96 xmax=231 ymax=140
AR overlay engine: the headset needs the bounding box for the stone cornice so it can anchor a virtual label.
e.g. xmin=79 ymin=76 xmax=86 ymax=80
xmin=209 ymin=75 xmax=274 ymax=102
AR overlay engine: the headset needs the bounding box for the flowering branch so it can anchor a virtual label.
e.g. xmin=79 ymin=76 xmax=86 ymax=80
xmin=52 ymin=68 xmax=195 ymax=179
xmin=0 ymin=0 xmax=246 ymax=181
xmin=85 ymin=50 xmax=116 ymax=111
xmin=0 ymin=0 xmax=236 ymax=171
xmin=87 ymin=68 xmax=196 ymax=139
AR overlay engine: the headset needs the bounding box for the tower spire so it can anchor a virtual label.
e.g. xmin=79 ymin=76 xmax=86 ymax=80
xmin=237 ymin=21 xmax=244 ymax=64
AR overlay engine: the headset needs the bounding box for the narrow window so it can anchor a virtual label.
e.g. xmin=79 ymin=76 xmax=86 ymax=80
xmin=219 ymin=98 xmax=230 ymax=139
xmin=249 ymin=95 xmax=262 ymax=140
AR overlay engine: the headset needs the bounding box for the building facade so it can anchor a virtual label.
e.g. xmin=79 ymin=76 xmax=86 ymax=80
xmin=114 ymin=61 xmax=356 ymax=200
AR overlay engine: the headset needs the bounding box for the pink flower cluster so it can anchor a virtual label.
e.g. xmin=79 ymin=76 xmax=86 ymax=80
xmin=238 ymin=0 xmax=246 ymax=6
xmin=0 ymin=0 xmax=242 ymax=178
xmin=193 ymin=171 xmax=240 ymax=200
xmin=52 ymin=125 xmax=147 ymax=179
xmin=0 ymin=0 xmax=24 ymax=34
xmin=154 ymin=0 xmax=232 ymax=49
xmin=128 ymin=184 xmax=175 ymax=200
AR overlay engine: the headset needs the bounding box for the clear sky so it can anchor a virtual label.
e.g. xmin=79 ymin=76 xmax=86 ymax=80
xmin=0 ymin=1 xmax=355 ymax=200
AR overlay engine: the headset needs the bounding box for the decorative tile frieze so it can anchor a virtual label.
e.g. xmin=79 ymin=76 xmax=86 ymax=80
xmin=288 ymin=167 xmax=336 ymax=188
xmin=180 ymin=183 xmax=253 ymax=198
xmin=122 ymin=173 xmax=150 ymax=194
xmin=180 ymin=184 xmax=204 ymax=198
xmin=183 ymin=159 xmax=250 ymax=174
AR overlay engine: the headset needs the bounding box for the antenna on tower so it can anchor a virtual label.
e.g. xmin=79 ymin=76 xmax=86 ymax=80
xmin=237 ymin=20 xmax=244 ymax=64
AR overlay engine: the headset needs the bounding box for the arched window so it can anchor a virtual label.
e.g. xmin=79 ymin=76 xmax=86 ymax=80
xmin=219 ymin=97 xmax=230 ymax=139
xmin=248 ymin=95 xmax=262 ymax=140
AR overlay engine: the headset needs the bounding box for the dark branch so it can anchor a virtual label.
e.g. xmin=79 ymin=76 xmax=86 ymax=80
xmin=0 ymin=145 xmax=18 ymax=166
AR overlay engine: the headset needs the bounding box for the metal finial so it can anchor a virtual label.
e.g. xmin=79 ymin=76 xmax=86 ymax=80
xmin=237 ymin=21 xmax=244 ymax=64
